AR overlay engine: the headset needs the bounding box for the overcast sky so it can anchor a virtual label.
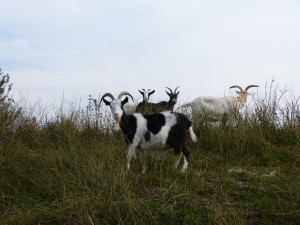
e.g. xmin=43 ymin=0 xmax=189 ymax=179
xmin=1 ymin=0 xmax=300 ymax=108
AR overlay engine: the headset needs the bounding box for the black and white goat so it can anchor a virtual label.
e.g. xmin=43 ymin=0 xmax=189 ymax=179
xmin=135 ymin=88 xmax=155 ymax=113
xmin=100 ymin=91 xmax=197 ymax=173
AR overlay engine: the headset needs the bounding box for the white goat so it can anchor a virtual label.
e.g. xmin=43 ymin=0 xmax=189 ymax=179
xmin=181 ymin=85 xmax=259 ymax=121
xmin=100 ymin=91 xmax=197 ymax=173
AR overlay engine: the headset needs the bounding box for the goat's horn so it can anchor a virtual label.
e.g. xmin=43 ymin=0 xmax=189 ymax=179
xmin=165 ymin=87 xmax=172 ymax=93
xmin=118 ymin=91 xmax=134 ymax=102
xmin=100 ymin=93 xmax=115 ymax=104
xmin=229 ymin=85 xmax=243 ymax=91
xmin=174 ymin=86 xmax=180 ymax=93
xmin=245 ymin=85 xmax=259 ymax=91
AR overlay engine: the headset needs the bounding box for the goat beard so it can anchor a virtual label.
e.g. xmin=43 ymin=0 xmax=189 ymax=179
xmin=115 ymin=116 xmax=122 ymax=124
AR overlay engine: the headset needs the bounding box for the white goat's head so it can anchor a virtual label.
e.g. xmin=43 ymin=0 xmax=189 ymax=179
xmin=166 ymin=86 xmax=180 ymax=105
xmin=100 ymin=91 xmax=134 ymax=123
xmin=230 ymin=85 xmax=259 ymax=107
xmin=138 ymin=88 xmax=155 ymax=103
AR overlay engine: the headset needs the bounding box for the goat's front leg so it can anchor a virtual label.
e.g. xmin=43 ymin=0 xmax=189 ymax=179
xmin=127 ymin=145 xmax=136 ymax=171
xmin=141 ymin=149 xmax=147 ymax=173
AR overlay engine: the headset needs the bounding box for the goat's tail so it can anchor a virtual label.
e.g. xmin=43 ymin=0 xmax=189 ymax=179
xmin=188 ymin=126 xmax=197 ymax=142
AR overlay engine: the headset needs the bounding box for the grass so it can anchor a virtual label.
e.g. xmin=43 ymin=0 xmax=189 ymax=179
xmin=1 ymin=82 xmax=300 ymax=224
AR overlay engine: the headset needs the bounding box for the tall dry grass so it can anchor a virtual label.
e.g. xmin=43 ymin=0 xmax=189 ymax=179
xmin=0 ymin=79 xmax=300 ymax=224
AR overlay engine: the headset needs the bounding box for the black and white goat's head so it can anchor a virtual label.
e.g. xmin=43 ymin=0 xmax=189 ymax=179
xmin=166 ymin=86 xmax=180 ymax=105
xmin=100 ymin=91 xmax=134 ymax=123
xmin=138 ymin=88 xmax=155 ymax=103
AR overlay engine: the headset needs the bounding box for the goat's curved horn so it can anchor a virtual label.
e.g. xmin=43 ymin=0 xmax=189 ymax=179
xmin=229 ymin=85 xmax=243 ymax=91
xmin=100 ymin=93 xmax=115 ymax=104
xmin=174 ymin=86 xmax=180 ymax=93
xmin=118 ymin=91 xmax=134 ymax=102
xmin=245 ymin=85 xmax=259 ymax=91
xmin=166 ymin=87 xmax=173 ymax=94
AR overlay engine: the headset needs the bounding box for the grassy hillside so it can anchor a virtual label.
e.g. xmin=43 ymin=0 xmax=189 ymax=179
xmin=1 ymin=82 xmax=300 ymax=224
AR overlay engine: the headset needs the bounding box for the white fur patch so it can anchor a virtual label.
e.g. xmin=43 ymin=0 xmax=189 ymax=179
xmin=132 ymin=112 xmax=177 ymax=150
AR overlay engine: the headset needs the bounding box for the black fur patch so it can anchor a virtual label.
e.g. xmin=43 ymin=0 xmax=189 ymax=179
xmin=120 ymin=114 xmax=137 ymax=144
xmin=166 ymin=113 xmax=192 ymax=156
xmin=144 ymin=132 xmax=151 ymax=141
xmin=144 ymin=113 xmax=166 ymax=134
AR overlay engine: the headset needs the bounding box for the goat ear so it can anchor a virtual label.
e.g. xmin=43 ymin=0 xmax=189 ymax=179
xmin=122 ymin=97 xmax=129 ymax=105
xmin=138 ymin=90 xmax=144 ymax=96
xmin=102 ymin=99 xmax=111 ymax=106
xmin=236 ymin=91 xmax=241 ymax=94
xmin=149 ymin=90 xmax=155 ymax=96
xmin=166 ymin=90 xmax=171 ymax=96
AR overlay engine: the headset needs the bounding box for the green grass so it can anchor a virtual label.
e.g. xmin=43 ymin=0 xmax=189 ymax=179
xmin=1 ymin=85 xmax=300 ymax=224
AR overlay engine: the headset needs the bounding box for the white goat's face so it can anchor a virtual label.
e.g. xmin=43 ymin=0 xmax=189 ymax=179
xmin=234 ymin=91 xmax=250 ymax=108
xmin=231 ymin=85 xmax=259 ymax=105
xmin=139 ymin=89 xmax=155 ymax=102
xmin=236 ymin=90 xmax=249 ymax=99
xmin=109 ymin=99 xmax=123 ymax=123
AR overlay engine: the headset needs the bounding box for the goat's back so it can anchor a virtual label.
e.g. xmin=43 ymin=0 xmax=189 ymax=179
xmin=136 ymin=102 xmax=155 ymax=114
xmin=151 ymin=101 xmax=174 ymax=113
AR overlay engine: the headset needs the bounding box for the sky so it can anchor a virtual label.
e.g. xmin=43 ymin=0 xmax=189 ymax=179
xmin=1 ymin=0 xmax=300 ymax=109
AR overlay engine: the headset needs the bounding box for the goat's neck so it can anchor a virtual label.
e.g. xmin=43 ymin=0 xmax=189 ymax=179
xmin=119 ymin=113 xmax=129 ymax=133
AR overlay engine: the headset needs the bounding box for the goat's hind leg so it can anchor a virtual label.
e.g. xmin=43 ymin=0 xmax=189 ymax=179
xmin=174 ymin=152 xmax=182 ymax=169
xmin=181 ymin=145 xmax=190 ymax=173
xmin=141 ymin=149 xmax=148 ymax=173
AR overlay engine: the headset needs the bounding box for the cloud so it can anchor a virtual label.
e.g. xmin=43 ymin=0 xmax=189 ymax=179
xmin=1 ymin=0 xmax=300 ymax=107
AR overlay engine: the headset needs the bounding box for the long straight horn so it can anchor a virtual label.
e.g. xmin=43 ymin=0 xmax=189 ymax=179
xmin=118 ymin=91 xmax=134 ymax=102
xmin=245 ymin=85 xmax=259 ymax=91
xmin=229 ymin=85 xmax=243 ymax=91
xmin=100 ymin=93 xmax=115 ymax=104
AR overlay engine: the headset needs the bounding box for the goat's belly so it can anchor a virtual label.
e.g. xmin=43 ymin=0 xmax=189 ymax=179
xmin=139 ymin=142 xmax=170 ymax=150
xmin=139 ymin=137 xmax=170 ymax=150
